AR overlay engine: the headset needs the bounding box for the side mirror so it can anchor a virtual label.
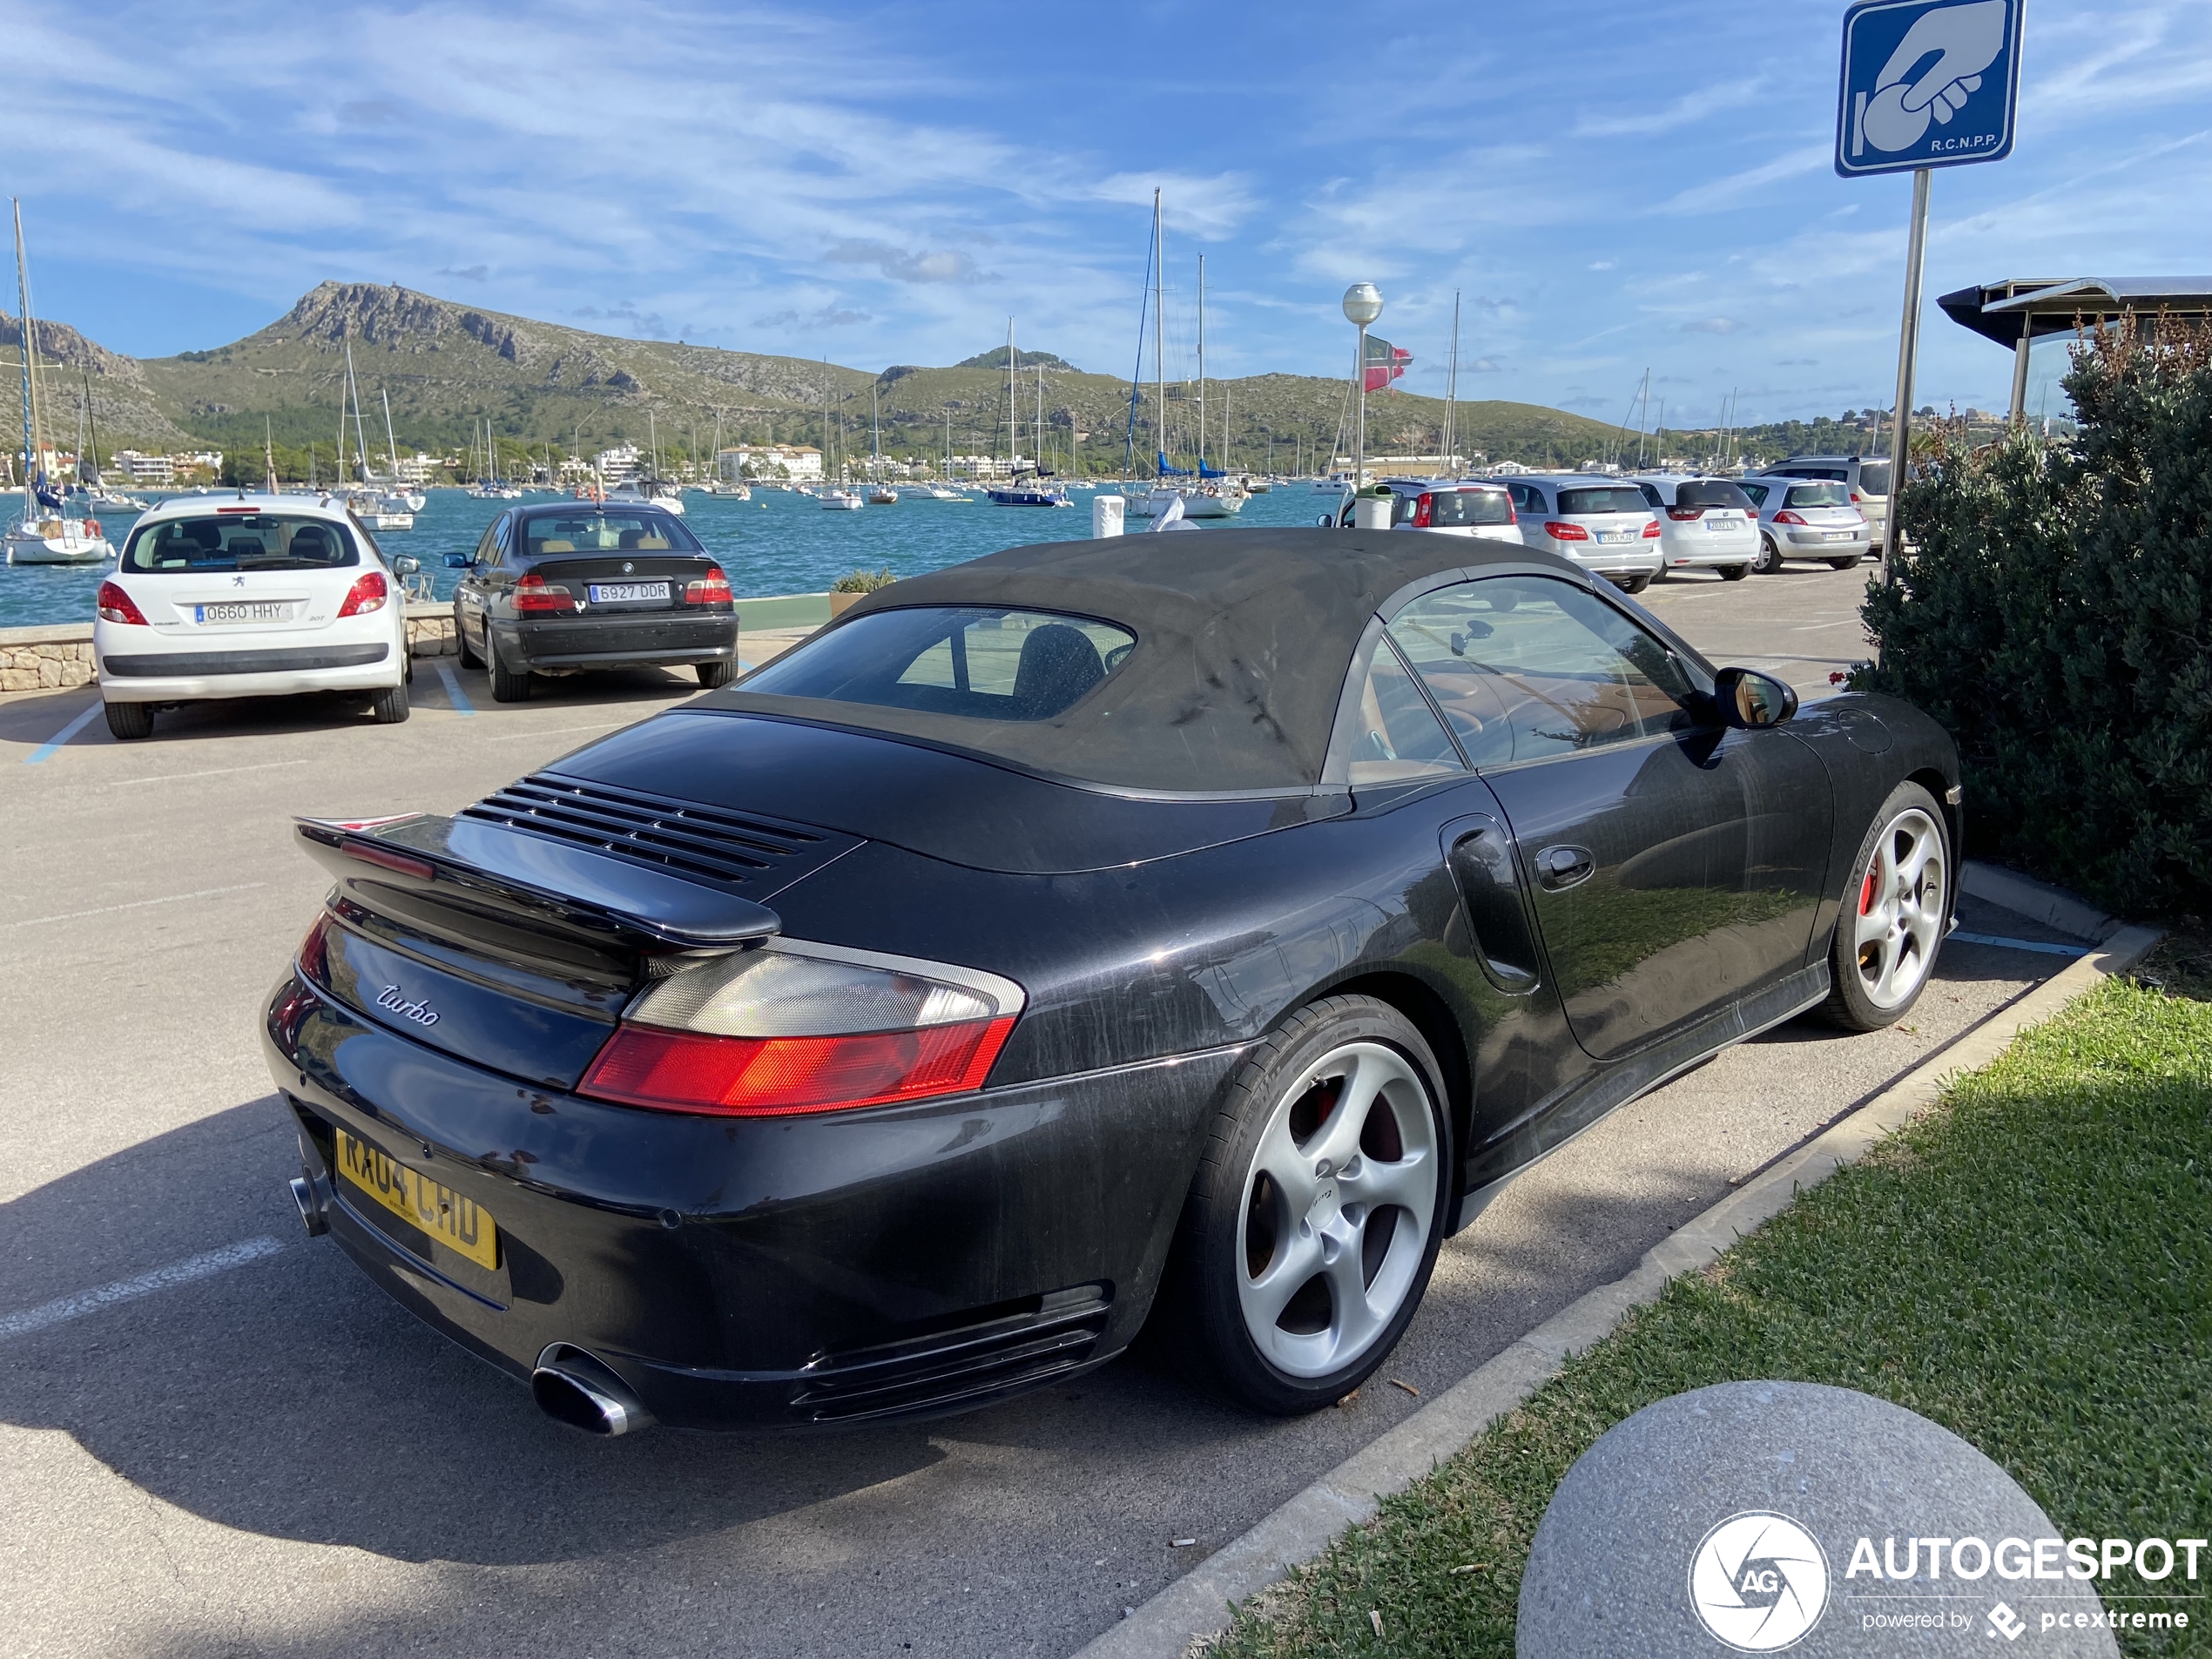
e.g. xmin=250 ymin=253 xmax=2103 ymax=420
xmin=1713 ymin=667 xmax=1798 ymax=729
xmin=445 ymin=552 xmax=473 ymax=569
xmin=392 ymin=555 xmax=421 ymax=576
xmin=1316 ymin=513 xmax=1335 ymax=527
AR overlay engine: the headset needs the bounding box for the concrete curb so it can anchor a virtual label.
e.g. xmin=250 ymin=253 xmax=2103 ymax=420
xmin=1070 ymin=924 xmax=2164 ymax=1659
xmin=1959 ymin=859 xmax=2119 ymax=943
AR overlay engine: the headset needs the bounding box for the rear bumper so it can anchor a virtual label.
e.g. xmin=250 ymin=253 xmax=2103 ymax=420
xmin=98 ymin=640 xmax=400 ymax=702
xmin=496 ymin=614 xmax=738 ymax=671
xmin=1661 ymin=532 xmax=1758 ymax=568
xmin=1781 ymin=529 xmax=1872 ymax=558
xmin=262 ymin=969 xmax=1236 ymax=1429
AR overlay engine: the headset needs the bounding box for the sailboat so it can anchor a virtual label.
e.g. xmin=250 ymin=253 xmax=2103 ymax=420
xmin=988 ymin=320 xmax=1068 ymax=507
xmin=867 ymin=382 xmax=898 ymax=503
xmin=1143 ymin=245 xmax=1244 ymax=521
xmin=378 ymin=390 xmax=425 ymax=512
xmin=5 ymin=199 xmax=112 ymax=564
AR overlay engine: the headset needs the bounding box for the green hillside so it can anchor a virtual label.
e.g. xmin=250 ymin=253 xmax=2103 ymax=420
xmin=18 ymin=281 xmax=1628 ymax=478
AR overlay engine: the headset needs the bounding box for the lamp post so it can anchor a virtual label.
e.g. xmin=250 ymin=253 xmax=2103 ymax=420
xmin=1342 ymin=282 xmax=1382 ymax=493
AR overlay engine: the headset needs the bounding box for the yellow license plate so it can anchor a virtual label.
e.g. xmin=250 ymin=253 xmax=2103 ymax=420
xmin=335 ymin=1129 xmax=498 ymax=1271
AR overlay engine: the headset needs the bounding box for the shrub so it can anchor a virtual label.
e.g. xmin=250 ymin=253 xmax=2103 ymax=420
xmin=1856 ymin=319 xmax=2212 ymax=916
xmin=831 ymin=567 xmax=896 ymax=595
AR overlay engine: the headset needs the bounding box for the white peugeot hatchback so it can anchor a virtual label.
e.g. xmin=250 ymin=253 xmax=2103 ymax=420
xmin=1631 ymin=475 xmax=1761 ymax=581
xmin=94 ymin=494 xmax=417 ymax=740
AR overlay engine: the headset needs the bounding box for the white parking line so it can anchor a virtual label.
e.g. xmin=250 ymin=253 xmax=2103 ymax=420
xmin=481 ymin=719 xmax=628 ymax=743
xmin=0 ymin=1237 xmax=284 ymax=1342
xmin=3 ymin=882 xmax=267 ymax=928
xmin=108 ymin=759 xmax=309 ymax=787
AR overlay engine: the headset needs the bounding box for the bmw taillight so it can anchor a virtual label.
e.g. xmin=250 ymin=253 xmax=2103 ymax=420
xmin=1411 ymin=492 xmax=1433 ymax=528
xmin=1542 ymin=521 xmax=1588 ymax=541
xmin=1641 ymin=519 xmax=1662 ymax=538
xmin=512 ymin=571 xmax=577 ymax=612
xmin=579 ymin=945 xmax=1023 ymax=1117
xmin=337 ymin=570 xmax=389 ymax=617
xmin=1773 ymin=510 xmax=1808 ymax=526
xmin=684 ymin=564 xmax=732 ymax=605
xmin=96 ymin=580 xmax=148 ymax=625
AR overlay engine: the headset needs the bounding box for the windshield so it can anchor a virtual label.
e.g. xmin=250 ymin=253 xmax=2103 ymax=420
xmin=519 ymin=512 xmax=704 ymax=556
xmin=122 ymin=513 xmax=360 ymax=573
xmin=741 ymin=605 xmax=1137 ymax=723
xmin=1857 ymin=460 xmax=1892 ymax=496
xmin=1676 ymin=480 xmax=1754 ymax=510
xmin=1785 ymin=482 xmax=1851 ymax=508
xmin=1556 ymin=487 xmax=1651 ymax=516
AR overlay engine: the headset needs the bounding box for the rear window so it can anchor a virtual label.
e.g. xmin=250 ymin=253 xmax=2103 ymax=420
xmin=1676 ymin=480 xmax=1754 ymax=511
xmin=122 ymin=513 xmax=360 ymax=573
xmin=1857 ymin=460 xmax=1892 ymax=496
xmin=519 ymin=511 xmax=703 ymax=556
xmin=741 ymin=606 xmax=1136 ymax=723
xmin=1785 ymin=482 xmax=1851 ymax=508
xmin=1428 ymin=488 xmax=1514 ymax=526
xmin=1556 ymin=487 xmax=1651 ymax=516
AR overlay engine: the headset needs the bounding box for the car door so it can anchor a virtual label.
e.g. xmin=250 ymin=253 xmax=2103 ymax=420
xmin=456 ymin=516 xmax=505 ymax=649
xmin=1385 ymin=574 xmax=1833 ymax=1062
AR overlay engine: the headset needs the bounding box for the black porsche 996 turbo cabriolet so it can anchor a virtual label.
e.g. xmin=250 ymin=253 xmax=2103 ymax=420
xmin=266 ymin=528 xmax=1958 ymax=1433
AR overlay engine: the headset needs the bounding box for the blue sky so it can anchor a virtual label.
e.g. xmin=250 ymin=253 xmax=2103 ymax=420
xmin=5 ymin=0 xmax=2209 ymax=427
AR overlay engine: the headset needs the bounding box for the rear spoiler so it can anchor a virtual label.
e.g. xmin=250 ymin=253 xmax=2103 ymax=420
xmin=294 ymin=813 xmax=779 ymax=951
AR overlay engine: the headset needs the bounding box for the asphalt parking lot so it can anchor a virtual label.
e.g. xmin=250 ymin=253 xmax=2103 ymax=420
xmin=0 ymin=562 xmax=2092 ymax=1658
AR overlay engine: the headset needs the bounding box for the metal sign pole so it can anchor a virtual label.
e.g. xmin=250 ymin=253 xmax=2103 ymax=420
xmin=1882 ymin=165 xmax=1932 ymax=586
xmin=1354 ymin=322 xmax=1368 ymax=492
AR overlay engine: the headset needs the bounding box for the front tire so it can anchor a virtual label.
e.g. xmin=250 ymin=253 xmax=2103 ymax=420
xmin=103 ymin=700 xmax=153 ymax=740
xmin=1161 ymin=995 xmax=1451 ymax=1414
xmin=1821 ymin=782 xmax=1950 ymax=1031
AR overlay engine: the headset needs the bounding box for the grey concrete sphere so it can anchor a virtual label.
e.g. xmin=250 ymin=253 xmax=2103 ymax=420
xmin=1517 ymin=1381 xmax=2118 ymax=1656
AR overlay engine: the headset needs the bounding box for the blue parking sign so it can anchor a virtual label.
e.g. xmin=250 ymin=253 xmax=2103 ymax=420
xmin=1837 ymin=0 xmax=2024 ymax=178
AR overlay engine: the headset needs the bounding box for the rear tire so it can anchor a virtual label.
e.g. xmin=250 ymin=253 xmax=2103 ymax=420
xmin=1820 ymin=781 xmax=1950 ymax=1031
xmin=488 ymin=637 xmax=530 ymax=704
xmin=695 ymin=659 xmax=736 ymax=689
xmin=455 ymin=604 xmax=482 ymax=669
xmin=1754 ymin=536 xmax=1784 ymax=575
xmin=368 ymin=678 xmax=410 ymax=725
xmin=1156 ymin=995 xmax=1452 ymax=1415
xmin=1620 ymin=573 xmax=1653 ymax=595
xmin=1719 ymin=563 xmax=1750 ymax=582
xmin=1827 ymin=557 xmax=1862 ymax=571
xmin=103 ymin=700 xmax=153 ymax=741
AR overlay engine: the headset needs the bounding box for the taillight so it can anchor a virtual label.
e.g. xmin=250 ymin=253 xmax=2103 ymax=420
xmin=96 ymin=580 xmax=148 ymax=625
xmin=579 ymin=944 xmax=1022 ymax=1117
xmin=1641 ymin=519 xmax=1662 ymax=537
xmin=1542 ymin=521 xmax=1588 ymax=541
xmin=298 ymin=912 xmax=333 ymax=987
xmin=512 ymin=571 xmax=577 ymax=612
xmin=1849 ymin=490 xmax=1863 ymax=503
xmin=337 ymin=570 xmax=388 ymax=617
xmin=684 ymin=564 xmax=732 ymax=605
xmin=1773 ymin=510 xmax=1808 ymax=525
xmin=1667 ymin=507 xmax=1702 ymax=521
xmin=1412 ymin=492 xmax=1433 ymax=529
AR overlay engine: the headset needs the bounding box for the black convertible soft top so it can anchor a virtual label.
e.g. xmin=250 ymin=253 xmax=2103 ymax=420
xmin=699 ymin=528 xmax=1564 ymax=795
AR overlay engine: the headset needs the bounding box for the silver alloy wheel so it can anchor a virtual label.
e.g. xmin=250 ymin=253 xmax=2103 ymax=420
xmin=1234 ymin=1041 xmax=1439 ymax=1379
xmin=1852 ymin=806 xmax=1946 ymax=1008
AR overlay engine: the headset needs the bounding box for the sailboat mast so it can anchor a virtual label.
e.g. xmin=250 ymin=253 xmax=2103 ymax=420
xmin=1006 ymin=318 xmax=1016 ymax=475
xmin=344 ymin=344 xmax=371 ymax=484
xmin=1196 ymin=253 xmax=1205 ymax=476
xmin=265 ymin=416 xmax=278 ymax=495
xmin=13 ymin=199 xmax=45 ymax=510
xmin=1035 ymin=360 xmax=1044 ymax=475
xmin=381 ymin=389 xmax=401 ymax=490
xmin=1445 ymin=290 xmax=1461 ymax=478
xmin=83 ymin=366 xmax=103 ymax=490
xmin=1153 ymin=197 xmax=1166 ymax=481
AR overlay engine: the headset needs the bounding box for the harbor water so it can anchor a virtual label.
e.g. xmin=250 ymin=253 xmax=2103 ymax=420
xmin=0 ymin=484 xmax=1330 ymax=631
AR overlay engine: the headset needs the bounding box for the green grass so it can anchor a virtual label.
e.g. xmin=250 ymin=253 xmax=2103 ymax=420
xmin=1207 ymin=972 xmax=2212 ymax=1657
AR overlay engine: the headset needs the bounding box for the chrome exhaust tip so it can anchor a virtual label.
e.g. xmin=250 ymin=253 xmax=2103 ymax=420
xmin=289 ymin=1176 xmax=330 ymax=1238
xmin=531 ymin=1345 xmax=654 ymax=1437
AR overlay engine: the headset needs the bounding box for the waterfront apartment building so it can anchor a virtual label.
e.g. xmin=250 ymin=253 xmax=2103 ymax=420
xmin=717 ymin=444 xmax=823 ymax=482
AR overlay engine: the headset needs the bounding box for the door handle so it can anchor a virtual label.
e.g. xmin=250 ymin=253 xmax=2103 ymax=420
xmin=1536 ymin=845 xmax=1595 ymax=891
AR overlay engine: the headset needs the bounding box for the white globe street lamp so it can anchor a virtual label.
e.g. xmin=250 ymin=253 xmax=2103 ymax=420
xmin=1342 ymin=283 xmax=1383 ymax=499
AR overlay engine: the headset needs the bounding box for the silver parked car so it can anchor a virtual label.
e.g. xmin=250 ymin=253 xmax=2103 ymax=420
xmin=1631 ymin=475 xmax=1760 ymax=581
xmin=1323 ymin=478 xmax=1521 ymax=543
xmin=1761 ymin=454 xmax=1892 ymax=543
xmin=1740 ymin=477 xmax=1872 ymax=574
xmin=1495 ymin=475 xmax=1663 ymax=592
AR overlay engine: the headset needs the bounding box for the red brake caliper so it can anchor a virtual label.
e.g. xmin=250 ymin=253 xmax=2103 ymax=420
xmin=1858 ymin=870 xmax=1878 ymax=916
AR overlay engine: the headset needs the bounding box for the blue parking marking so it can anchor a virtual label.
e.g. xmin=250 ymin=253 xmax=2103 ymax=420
xmin=24 ymin=703 xmax=104 ymax=765
xmin=435 ymin=661 xmax=476 ymax=716
xmin=1951 ymin=931 xmax=2089 ymax=957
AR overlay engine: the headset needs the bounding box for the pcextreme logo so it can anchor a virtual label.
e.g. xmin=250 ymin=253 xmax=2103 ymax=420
xmin=1689 ymin=1513 xmax=1831 ymax=1651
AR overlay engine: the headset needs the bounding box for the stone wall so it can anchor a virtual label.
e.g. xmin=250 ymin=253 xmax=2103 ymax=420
xmin=1 ymin=638 xmax=95 ymax=691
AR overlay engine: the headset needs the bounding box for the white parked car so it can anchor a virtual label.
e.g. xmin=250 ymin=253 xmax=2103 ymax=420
xmin=1495 ymin=475 xmax=1663 ymax=592
xmin=1631 ymin=475 xmax=1761 ymax=581
xmin=1739 ymin=477 xmax=1873 ymax=575
xmin=93 ymin=494 xmax=417 ymax=740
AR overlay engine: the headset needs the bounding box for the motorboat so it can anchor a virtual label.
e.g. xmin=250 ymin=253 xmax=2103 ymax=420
xmin=914 ymin=483 xmax=968 ymax=500
xmin=867 ymin=485 xmax=900 ymax=505
xmin=608 ymin=478 xmax=686 ymax=516
xmin=819 ymin=489 xmax=864 ymax=510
